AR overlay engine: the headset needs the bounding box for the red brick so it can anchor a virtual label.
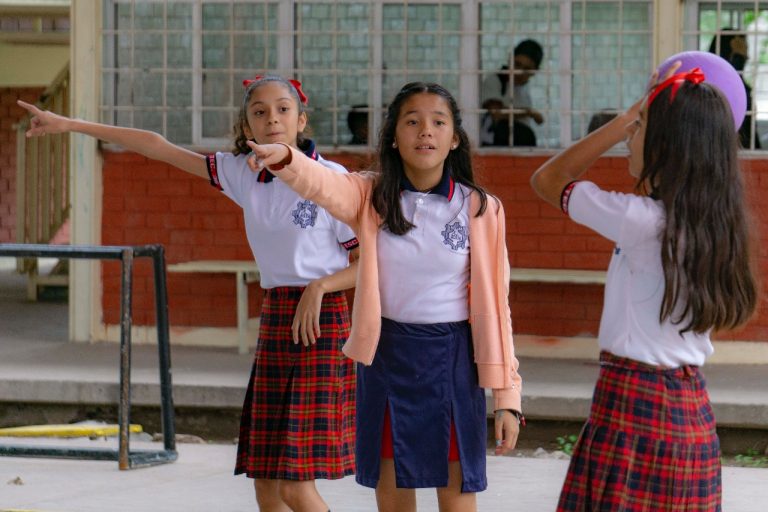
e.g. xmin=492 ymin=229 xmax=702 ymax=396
xmin=560 ymin=320 xmax=599 ymax=337
xmin=513 ymin=318 xmax=564 ymax=336
xmin=562 ymin=285 xmax=604 ymax=302
xmin=132 ymin=261 xmax=155 ymax=278
xmin=192 ymin=183 xmax=221 ymax=197
xmin=504 ymin=200 xmax=540 ymax=218
xmin=563 ymin=253 xmax=609 ymax=269
xmin=147 ymin=180 xmax=192 ymax=196
xmin=539 ymin=205 xmax=565 ymax=218
xmin=171 ymin=294 xmax=214 ymax=310
xmin=515 ymin=218 xmax=566 ymax=235
xmin=215 ymin=198 xmax=241 ymax=212
xmin=169 ymin=197 xmax=217 ymax=212
xmin=538 ymin=235 xmax=587 ymax=252
xmin=169 ymin=230 xmax=214 ymax=246
xmin=124 ymin=196 xmax=173 ymax=212
xmin=123 ymin=228 xmax=170 ymax=245
xmin=506 ymin=235 xmax=538 ymax=252
xmin=101 ymin=196 xmax=125 ymax=211
xmin=146 ymin=213 xmax=192 ymax=229
xmin=103 ymin=150 xmax=149 ymax=166
xmin=586 ymin=236 xmax=613 ymax=252
xmin=214 ymin=229 xmax=247 ymax=246
xmin=102 ymin=227 xmax=124 ymax=244
xmin=166 ymin=245 xmax=192 ymax=263
xmin=192 ymin=212 xmax=240 ymax=230
xmin=586 ymin=304 xmax=604 ymax=321
xmin=235 ymin=246 xmax=254 ymax=260
xmin=94 ymin=149 xmax=768 ymax=340
xmin=550 ymin=302 xmax=587 ymax=320
xmin=124 ymin=180 xmax=148 ymax=195
xmin=192 ymin=245 xmax=242 ymax=260
xmin=512 ymin=284 xmax=564 ymax=303
xmin=514 ymin=252 xmax=563 ymax=268
xmin=109 ymin=212 xmax=146 ymax=228
xmin=177 ymin=307 xmax=236 ymax=326
xmin=102 ymin=273 xmax=122 ymax=293
xmin=191 ymin=276 xmax=239 ymax=296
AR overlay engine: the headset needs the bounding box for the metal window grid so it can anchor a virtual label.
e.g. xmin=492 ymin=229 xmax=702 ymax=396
xmin=100 ymin=1 xmax=768 ymax=152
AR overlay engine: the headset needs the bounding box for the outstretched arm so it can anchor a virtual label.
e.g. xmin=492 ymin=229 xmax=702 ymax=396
xmin=17 ymin=100 xmax=208 ymax=179
xmin=530 ymin=63 xmax=680 ymax=209
xmin=246 ymin=141 xmax=366 ymax=227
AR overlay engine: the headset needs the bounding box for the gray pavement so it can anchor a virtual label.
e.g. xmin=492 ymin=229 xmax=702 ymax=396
xmin=1 ymin=437 xmax=766 ymax=512
xmin=1 ymin=257 xmax=768 ymax=511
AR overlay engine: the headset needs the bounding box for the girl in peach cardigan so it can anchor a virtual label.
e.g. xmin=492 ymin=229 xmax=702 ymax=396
xmin=249 ymin=82 xmax=522 ymax=512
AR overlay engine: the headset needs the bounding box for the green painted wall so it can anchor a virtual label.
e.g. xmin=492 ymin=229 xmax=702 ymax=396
xmin=0 ymin=42 xmax=68 ymax=87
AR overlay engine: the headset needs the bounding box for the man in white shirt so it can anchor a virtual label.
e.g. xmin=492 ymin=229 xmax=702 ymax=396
xmin=480 ymin=39 xmax=544 ymax=147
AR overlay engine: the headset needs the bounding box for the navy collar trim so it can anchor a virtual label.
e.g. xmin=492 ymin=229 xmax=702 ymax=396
xmin=400 ymin=169 xmax=455 ymax=200
xmin=257 ymin=139 xmax=318 ymax=183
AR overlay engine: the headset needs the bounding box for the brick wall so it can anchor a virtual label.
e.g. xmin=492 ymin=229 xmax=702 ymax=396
xmin=0 ymin=88 xmax=45 ymax=243
xmin=100 ymin=150 xmax=768 ymax=342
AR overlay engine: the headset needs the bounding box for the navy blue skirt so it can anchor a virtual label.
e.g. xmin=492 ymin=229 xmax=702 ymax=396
xmin=355 ymin=318 xmax=487 ymax=493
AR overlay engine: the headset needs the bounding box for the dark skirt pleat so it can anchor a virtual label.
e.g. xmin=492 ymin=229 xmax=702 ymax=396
xmin=355 ymin=318 xmax=487 ymax=493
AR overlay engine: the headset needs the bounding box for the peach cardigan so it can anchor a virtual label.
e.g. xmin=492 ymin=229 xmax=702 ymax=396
xmin=271 ymin=145 xmax=522 ymax=412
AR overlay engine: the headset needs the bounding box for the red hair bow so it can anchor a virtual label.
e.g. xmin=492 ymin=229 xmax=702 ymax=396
xmin=647 ymin=67 xmax=706 ymax=107
xmin=242 ymin=75 xmax=308 ymax=105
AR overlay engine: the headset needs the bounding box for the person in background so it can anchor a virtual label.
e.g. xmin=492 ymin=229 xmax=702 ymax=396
xmin=347 ymin=104 xmax=369 ymax=145
xmin=480 ymin=38 xmax=544 ymax=146
xmin=709 ymin=29 xmax=761 ymax=149
xmin=480 ymin=98 xmax=537 ymax=147
xmin=586 ymin=110 xmax=618 ymax=135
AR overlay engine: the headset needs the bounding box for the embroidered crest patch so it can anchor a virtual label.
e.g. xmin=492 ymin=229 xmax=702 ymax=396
xmin=291 ymin=200 xmax=318 ymax=228
xmin=441 ymin=221 xmax=468 ymax=250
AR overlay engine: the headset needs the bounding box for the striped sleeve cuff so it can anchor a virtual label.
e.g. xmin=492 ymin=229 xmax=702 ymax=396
xmin=341 ymin=237 xmax=359 ymax=251
xmin=206 ymin=154 xmax=222 ymax=191
xmin=560 ymin=180 xmax=580 ymax=215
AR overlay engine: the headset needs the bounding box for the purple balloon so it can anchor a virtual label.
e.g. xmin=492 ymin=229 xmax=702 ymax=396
xmin=656 ymin=50 xmax=747 ymax=129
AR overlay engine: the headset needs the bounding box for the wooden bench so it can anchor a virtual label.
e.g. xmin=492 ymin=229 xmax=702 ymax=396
xmin=509 ymin=267 xmax=606 ymax=285
xmin=167 ymin=260 xmax=260 ymax=354
xmin=166 ymin=261 xmax=604 ymax=354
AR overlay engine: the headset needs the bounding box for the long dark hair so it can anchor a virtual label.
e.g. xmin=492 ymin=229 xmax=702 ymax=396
xmin=708 ymin=29 xmax=746 ymax=71
xmin=639 ymin=81 xmax=757 ymax=333
xmin=372 ymin=82 xmax=488 ymax=235
xmin=231 ymin=75 xmax=308 ymax=156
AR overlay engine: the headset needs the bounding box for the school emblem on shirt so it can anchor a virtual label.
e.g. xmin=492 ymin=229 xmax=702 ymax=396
xmin=441 ymin=221 xmax=468 ymax=250
xmin=291 ymin=200 xmax=318 ymax=228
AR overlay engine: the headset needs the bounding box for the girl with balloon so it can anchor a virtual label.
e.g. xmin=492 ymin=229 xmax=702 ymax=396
xmin=531 ymin=53 xmax=757 ymax=511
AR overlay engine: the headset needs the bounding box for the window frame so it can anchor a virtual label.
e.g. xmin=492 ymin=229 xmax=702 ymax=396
xmin=682 ymin=0 xmax=768 ymax=151
xmin=99 ymin=0 xmax=673 ymax=152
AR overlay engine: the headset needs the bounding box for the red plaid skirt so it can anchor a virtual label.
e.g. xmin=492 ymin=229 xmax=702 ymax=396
xmin=234 ymin=287 xmax=355 ymax=481
xmin=558 ymin=351 xmax=721 ymax=511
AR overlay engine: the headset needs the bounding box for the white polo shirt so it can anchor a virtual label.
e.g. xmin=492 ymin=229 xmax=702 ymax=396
xmin=566 ymin=181 xmax=713 ymax=367
xmin=378 ymin=171 xmax=472 ymax=324
xmin=206 ymin=142 xmax=358 ymax=289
